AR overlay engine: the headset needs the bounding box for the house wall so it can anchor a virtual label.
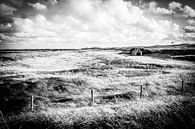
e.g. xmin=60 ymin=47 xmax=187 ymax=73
xmin=131 ymin=49 xmax=143 ymax=56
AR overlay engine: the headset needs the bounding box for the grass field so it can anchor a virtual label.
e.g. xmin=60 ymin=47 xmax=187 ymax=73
xmin=0 ymin=48 xmax=195 ymax=129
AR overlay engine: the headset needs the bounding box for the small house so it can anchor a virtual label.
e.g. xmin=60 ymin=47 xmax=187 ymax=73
xmin=131 ymin=48 xmax=143 ymax=56
xmin=119 ymin=47 xmax=152 ymax=56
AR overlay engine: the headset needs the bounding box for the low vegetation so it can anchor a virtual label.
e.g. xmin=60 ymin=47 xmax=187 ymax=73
xmin=0 ymin=45 xmax=195 ymax=129
xmin=3 ymin=96 xmax=195 ymax=129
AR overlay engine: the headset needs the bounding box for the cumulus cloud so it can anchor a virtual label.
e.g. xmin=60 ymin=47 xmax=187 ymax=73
xmin=6 ymin=0 xmax=24 ymax=7
xmin=0 ymin=33 xmax=14 ymax=41
xmin=5 ymin=0 xmax=183 ymax=48
xmin=183 ymin=5 xmax=195 ymax=17
xmin=0 ymin=23 xmax=15 ymax=33
xmin=182 ymin=25 xmax=195 ymax=40
xmin=0 ymin=3 xmax=17 ymax=15
xmin=147 ymin=1 xmax=173 ymax=15
xmin=168 ymin=1 xmax=195 ymax=18
xmin=48 ymin=0 xmax=58 ymax=5
xmin=184 ymin=33 xmax=195 ymax=38
xmin=145 ymin=1 xmax=195 ymax=18
xmin=187 ymin=19 xmax=195 ymax=25
xmin=28 ymin=3 xmax=47 ymax=10
xmin=183 ymin=26 xmax=195 ymax=33
xmin=182 ymin=32 xmax=195 ymax=42
xmin=168 ymin=1 xmax=182 ymax=10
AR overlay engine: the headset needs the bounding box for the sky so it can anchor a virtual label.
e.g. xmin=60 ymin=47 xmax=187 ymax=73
xmin=0 ymin=0 xmax=195 ymax=49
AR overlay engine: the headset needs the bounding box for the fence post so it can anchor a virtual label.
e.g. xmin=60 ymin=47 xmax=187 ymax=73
xmin=89 ymin=89 xmax=94 ymax=106
xmin=140 ymin=85 xmax=143 ymax=99
xmin=190 ymin=83 xmax=192 ymax=90
xmin=31 ymin=95 xmax=34 ymax=111
xmin=114 ymin=95 xmax=117 ymax=103
xmin=181 ymin=79 xmax=184 ymax=94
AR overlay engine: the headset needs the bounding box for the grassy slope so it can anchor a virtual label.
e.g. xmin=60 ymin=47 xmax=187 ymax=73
xmin=0 ymin=49 xmax=195 ymax=129
xmin=4 ymin=96 xmax=195 ymax=129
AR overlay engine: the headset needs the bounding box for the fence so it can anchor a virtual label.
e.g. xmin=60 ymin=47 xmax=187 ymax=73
xmin=29 ymin=77 xmax=191 ymax=111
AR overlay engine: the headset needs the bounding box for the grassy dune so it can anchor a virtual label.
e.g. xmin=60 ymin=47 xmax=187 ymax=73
xmin=4 ymin=96 xmax=195 ymax=129
xmin=0 ymin=49 xmax=195 ymax=129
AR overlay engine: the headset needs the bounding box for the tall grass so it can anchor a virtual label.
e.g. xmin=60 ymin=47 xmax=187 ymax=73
xmin=0 ymin=50 xmax=195 ymax=128
xmin=4 ymin=96 xmax=195 ymax=129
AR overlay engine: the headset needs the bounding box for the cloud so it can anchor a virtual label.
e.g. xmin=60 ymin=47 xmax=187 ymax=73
xmin=0 ymin=23 xmax=15 ymax=33
xmin=146 ymin=1 xmax=173 ymax=15
xmin=3 ymin=0 xmax=183 ymax=48
xmin=145 ymin=1 xmax=195 ymax=18
xmin=183 ymin=5 xmax=195 ymax=17
xmin=182 ymin=32 xmax=195 ymax=41
xmin=183 ymin=26 xmax=195 ymax=33
xmin=187 ymin=19 xmax=195 ymax=25
xmin=168 ymin=1 xmax=182 ymax=10
xmin=182 ymin=25 xmax=195 ymax=40
xmin=48 ymin=0 xmax=58 ymax=5
xmin=168 ymin=1 xmax=195 ymax=18
xmin=6 ymin=0 xmax=24 ymax=7
xmin=28 ymin=3 xmax=47 ymax=10
xmin=0 ymin=3 xmax=17 ymax=15
xmin=0 ymin=33 xmax=14 ymax=41
xmin=181 ymin=24 xmax=195 ymax=43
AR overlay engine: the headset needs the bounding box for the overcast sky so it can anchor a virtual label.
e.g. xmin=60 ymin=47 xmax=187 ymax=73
xmin=0 ymin=0 xmax=195 ymax=49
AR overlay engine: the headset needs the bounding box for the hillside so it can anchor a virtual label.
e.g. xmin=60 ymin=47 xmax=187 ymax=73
xmin=0 ymin=47 xmax=194 ymax=129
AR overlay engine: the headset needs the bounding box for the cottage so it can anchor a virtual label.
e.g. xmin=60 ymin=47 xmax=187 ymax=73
xmin=131 ymin=48 xmax=143 ymax=56
xmin=119 ymin=47 xmax=152 ymax=56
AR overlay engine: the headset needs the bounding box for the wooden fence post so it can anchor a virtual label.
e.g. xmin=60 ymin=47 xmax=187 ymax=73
xmin=140 ymin=85 xmax=143 ymax=99
xmin=31 ymin=95 xmax=34 ymax=111
xmin=89 ymin=89 xmax=94 ymax=106
xmin=190 ymin=83 xmax=192 ymax=90
xmin=114 ymin=95 xmax=117 ymax=103
xmin=181 ymin=79 xmax=184 ymax=94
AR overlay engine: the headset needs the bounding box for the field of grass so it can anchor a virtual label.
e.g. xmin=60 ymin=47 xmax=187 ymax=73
xmin=0 ymin=49 xmax=195 ymax=129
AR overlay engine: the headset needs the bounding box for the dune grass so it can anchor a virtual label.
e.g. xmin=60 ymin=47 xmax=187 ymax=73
xmin=0 ymin=50 xmax=195 ymax=129
xmin=3 ymin=96 xmax=195 ymax=129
